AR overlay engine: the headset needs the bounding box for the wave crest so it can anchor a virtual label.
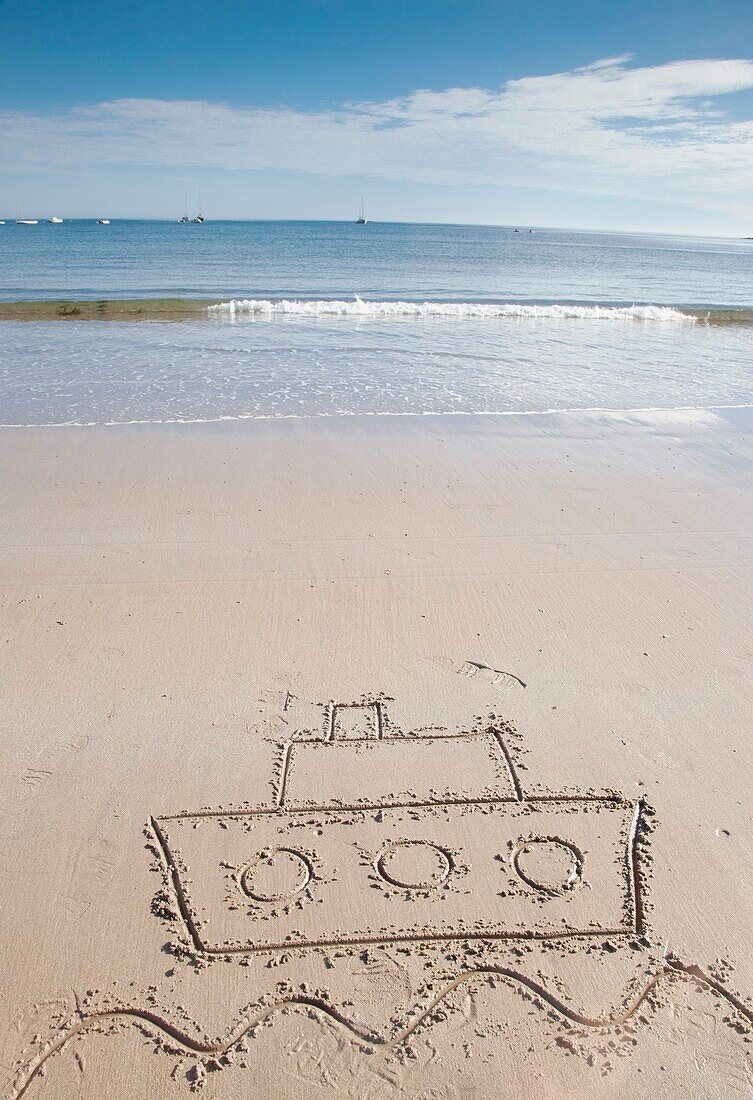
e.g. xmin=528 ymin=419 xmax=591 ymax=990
xmin=207 ymin=297 xmax=695 ymax=323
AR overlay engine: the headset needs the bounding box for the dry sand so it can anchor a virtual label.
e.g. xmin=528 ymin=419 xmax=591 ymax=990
xmin=1 ymin=409 xmax=752 ymax=1098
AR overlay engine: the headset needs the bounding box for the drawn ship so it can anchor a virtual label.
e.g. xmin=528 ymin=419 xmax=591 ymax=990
xmin=152 ymin=698 xmax=645 ymax=958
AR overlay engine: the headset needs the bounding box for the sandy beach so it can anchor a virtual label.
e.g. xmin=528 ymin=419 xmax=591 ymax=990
xmin=1 ymin=408 xmax=752 ymax=1097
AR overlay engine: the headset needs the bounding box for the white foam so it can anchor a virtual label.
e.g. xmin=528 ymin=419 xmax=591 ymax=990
xmin=207 ymin=296 xmax=695 ymax=323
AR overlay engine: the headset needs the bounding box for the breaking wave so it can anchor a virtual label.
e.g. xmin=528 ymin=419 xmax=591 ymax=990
xmin=207 ymin=297 xmax=696 ymax=323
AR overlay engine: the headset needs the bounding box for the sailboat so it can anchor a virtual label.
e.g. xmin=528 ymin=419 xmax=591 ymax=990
xmin=16 ymin=217 xmax=38 ymax=225
xmin=192 ymin=191 xmax=205 ymax=223
xmin=356 ymin=198 xmax=367 ymax=225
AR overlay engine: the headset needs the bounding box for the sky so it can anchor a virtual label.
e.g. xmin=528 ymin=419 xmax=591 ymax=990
xmin=1 ymin=0 xmax=753 ymax=233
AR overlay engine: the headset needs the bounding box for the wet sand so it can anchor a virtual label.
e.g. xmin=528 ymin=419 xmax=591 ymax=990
xmin=1 ymin=409 xmax=752 ymax=1098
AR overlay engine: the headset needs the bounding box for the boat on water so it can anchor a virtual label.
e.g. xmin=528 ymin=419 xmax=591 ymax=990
xmin=356 ymin=197 xmax=368 ymax=224
xmin=191 ymin=191 xmax=205 ymax=223
xmin=96 ymin=219 xmax=110 ymax=225
xmin=16 ymin=218 xmax=38 ymax=225
xmin=179 ymin=215 xmax=190 ymax=224
xmin=48 ymin=216 xmax=63 ymax=224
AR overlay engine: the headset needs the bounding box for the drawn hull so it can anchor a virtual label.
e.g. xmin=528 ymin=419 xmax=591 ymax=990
xmin=154 ymin=797 xmax=640 ymax=956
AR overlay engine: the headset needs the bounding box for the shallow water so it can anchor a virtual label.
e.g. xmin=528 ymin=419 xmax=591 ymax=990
xmin=2 ymin=313 xmax=752 ymax=425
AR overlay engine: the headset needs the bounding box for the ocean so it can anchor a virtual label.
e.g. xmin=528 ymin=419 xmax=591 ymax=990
xmin=1 ymin=219 xmax=752 ymax=425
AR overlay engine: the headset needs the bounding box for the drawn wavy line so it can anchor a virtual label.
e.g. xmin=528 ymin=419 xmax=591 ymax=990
xmin=11 ymin=957 xmax=753 ymax=1099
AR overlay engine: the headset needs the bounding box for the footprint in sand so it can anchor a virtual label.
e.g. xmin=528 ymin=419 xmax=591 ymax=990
xmin=456 ymin=659 xmax=527 ymax=690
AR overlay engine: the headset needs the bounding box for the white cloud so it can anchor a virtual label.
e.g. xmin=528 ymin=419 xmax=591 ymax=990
xmin=3 ymin=56 xmax=753 ymax=215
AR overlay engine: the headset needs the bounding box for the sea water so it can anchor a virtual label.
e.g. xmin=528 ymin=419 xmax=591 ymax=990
xmin=0 ymin=220 xmax=752 ymax=425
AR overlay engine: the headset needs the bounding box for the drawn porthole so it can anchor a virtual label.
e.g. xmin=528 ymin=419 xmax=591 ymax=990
xmin=240 ymin=847 xmax=313 ymax=903
xmin=511 ymin=837 xmax=584 ymax=896
xmin=376 ymin=839 xmax=453 ymax=891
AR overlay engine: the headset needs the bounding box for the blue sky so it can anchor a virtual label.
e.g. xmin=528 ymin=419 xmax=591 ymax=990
xmin=2 ymin=0 xmax=753 ymax=232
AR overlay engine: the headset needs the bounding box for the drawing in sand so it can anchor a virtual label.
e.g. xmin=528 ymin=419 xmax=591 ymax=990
xmin=11 ymin=696 xmax=753 ymax=1096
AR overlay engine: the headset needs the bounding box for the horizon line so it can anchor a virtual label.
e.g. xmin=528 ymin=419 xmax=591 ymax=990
xmin=0 ymin=217 xmax=749 ymax=241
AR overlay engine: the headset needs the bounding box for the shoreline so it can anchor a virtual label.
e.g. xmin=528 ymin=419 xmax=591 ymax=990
xmin=0 ymin=401 xmax=751 ymax=431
